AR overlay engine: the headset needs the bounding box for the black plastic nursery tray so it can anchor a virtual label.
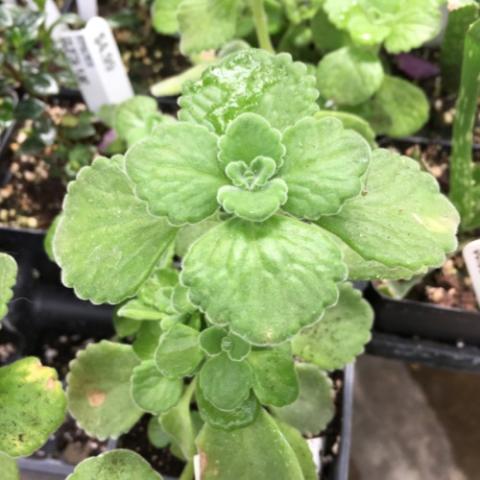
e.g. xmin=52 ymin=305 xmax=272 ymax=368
xmin=365 ymin=283 xmax=480 ymax=371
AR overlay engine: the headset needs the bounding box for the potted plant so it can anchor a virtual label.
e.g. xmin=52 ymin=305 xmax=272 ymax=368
xmin=37 ymin=47 xmax=456 ymax=478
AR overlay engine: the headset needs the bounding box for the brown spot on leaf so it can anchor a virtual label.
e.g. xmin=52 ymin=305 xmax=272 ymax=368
xmin=46 ymin=378 xmax=56 ymax=390
xmin=88 ymin=390 xmax=106 ymax=407
xmin=200 ymin=450 xmax=208 ymax=475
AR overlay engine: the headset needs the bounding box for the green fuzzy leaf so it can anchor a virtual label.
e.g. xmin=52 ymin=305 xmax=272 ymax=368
xmin=222 ymin=332 xmax=251 ymax=361
xmin=182 ymin=216 xmax=347 ymax=345
xmin=67 ymin=341 xmax=142 ymax=440
xmin=199 ymin=353 xmax=252 ymax=411
xmin=217 ymin=179 xmax=288 ymax=222
xmin=172 ymin=284 xmax=196 ymax=314
xmin=196 ymin=409 xmax=306 ymax=480
xmin=0 ymin=357 xmax=66 ymax=458
xmin=155 ymin=324 xmax=204 ymax=377
xmin=274 ymin=420 xmax=317 ymax=480
xmin=0 ymin=452 xmax=18 ymax=480
xmin=348 ymin=75 xmax=429 ymax=137
xmin=54 ymin=156 xmax=176 ymax=304
xmin=292 ymin=283 xmax=373 ymax=370
xmin=196 ymin=384 xmax=259 ymax=430
xmin=311 ymin=7 xmax=349 ymax=53
xmin=247 ymin=344 xmax=299 ymax=407
xmin=66 ymin=449 xmax=163 ymax=480
xmin=138 ymin=268 xmax=178 ymax=312
xmin=314 ymin=110 xmax=376 ymax=147
xmin=151 ymin=0 xmax=182 ymax=34
xmin=199 ymin=326 xmax=227 ymax=356
xmin=218 ymin=113 xmax=285 ymax=168
xmin=159 ymin=383 xmax=196 ymax=459
xmin=130 ymin=360 xmax=183 ymax=414
xmin=324 ymin=0 xmax=443 ymax=53
xmin=316 ymin=46 xmax=384 ymax=106
xmin=271 ymin=363 xmax=334 ymax=436
xmin=318 ymin=149 xmax=459 ymax=273
xmin=177 ymin=0 xmax=241 ymax=54
xmin=179 ymin=49 xmax=319 ymax=134
xmin=117 ymin=299 xmax=164 ymax=321
xmin=0 ymin=253 xmax=17 ymax=322
xmin=280 ymin=116 xmax=370 ymax=220
xmin=147 ymin=416 xmax=171 ymax=448
xmin=126 ymin=122 xmax=227 ymax=225
xmin=133 ymin=322 xmax=163 ymax=360
xmin=113 ymin=309 xmax=142 ymax=337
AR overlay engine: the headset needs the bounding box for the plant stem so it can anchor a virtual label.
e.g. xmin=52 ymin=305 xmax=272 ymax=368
xmin=450 ymin=18 xmax=480 ymax=230
xmin=179 ymin=459 xmax=194 ymax=480
xmin=249 ymin=0 xmax=274 ymax=53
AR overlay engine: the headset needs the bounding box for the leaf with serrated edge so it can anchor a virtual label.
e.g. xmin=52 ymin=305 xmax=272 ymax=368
xmin=67 ymin=341 xmax=142 ymax=440
xmin=293 ymin=283 xmax=373 ymax=371
xmin=160 ymin=383 xmax=196 ymax=460
xmin=0 ymin=357 xmax=66 ymax=458
xmin=182 ymin=216 xmax=347 ymax=345
xmin=114 ymin=96 xmax=157 ymax=144
xmin=54 ymin=156 xmax=176 ymax=304
xmin=316 ymin=46 xmax=384 ymax=106
xmin=218 ymin=113 xmax=285 ymax=168
xmin=126 ymin=123 xmax=227 ymax=225
xmin=0 ymin=253 xmax=17 ymax=322
xmin=151 ymin=0 xmax=182 ymax=34
xmin=0 ymin=452 xmax=18 ymax=480
xmin=318 ymin=149 xmax=459 ymax=272
xmin=179 ymin=49 xmax=319 ymax=134
xmin=155 ymin=324 xmax=204 ymax=377
xmin=117 ymin=299 xmax=164 ymax=321
xmin=196 ymin=384 xmax=259 ymax=431
xmin=280 ymin=116 xmax=370 ymax=219
xmin=217 ymin=179 xmax=288 ymax=222
xmin=66 ymin=449 xmax=163 ymax=480
xmin=271 ymin=363 xmax=334 ymax=436
xmin=324 ymin=0 xmax=442 ymax=53
xmin=199 ymin=326 xmax=227 ymax=356
xmin=177 ymin=0 xmax=241 ymax=54
xmin=199 ymin=353 xmax=252 ymax=411
xmin=349 ymin=75 xmax=429 ymax=137
xmin=196 ymin=409 xmax=305 ymax=480
xmin=130 ymin=360 xmax=183 ymax=414
xmin=247 ymin=343 xmax=299 ymax=407
xmin=274 ymin=420 xmax=317 ymax=480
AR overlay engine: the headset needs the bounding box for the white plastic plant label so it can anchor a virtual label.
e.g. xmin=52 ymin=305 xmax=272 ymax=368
xmin=76 ymin=0 xmax=98 ymax=21
xmin=192 ymin=436 xmax=323 ymax=479
xmin=58 ymin=16 xmax=133 ymax=112
xmin=463 ymin=238 xmax=480 ymax=308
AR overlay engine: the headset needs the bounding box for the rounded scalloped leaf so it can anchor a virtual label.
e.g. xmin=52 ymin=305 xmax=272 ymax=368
xmin=0 ymin=452 xmax=18 ymax=480
xmin=67 ymin=341 xmax=142 ymax=440
xmin=318 ymin=149 xmax=460 ymax=272
xmin=0 ymin=357 xmax=66 ymax=457
xmin=133 ymin=322 xmax=163 ymax=360
xmin=155 ymin=324 xmax=204 ymax=378
xmin=126 ymin=122 xmax=227 ymax=225
xmin=179 ymin=49 xmax=319 ymax=134
xmin=199 ymin=353 xmax=252 ymax=411
xmin=199 ymin=326 xmax=227 ymax=356
xmin=130 ymin=360 xmax=183 ymax=414
xmin=316 ymin=46 xmax=384 ymax=106
xmin=196 ymin=385 xmax=259 ymax=431
xmin=182 ymin=216 xmax=347 ymax=345
xmin=348 ymin=75 xmax=429 ymax=137
xmin=147 ymin=416 xmax=171 ymax=448
xmin=218 ymin=113 xmax=285 ymax=168
xmin=324 ymin=0 xmax=443 ymax=53
xmin=271 ymin=363 xmax=334 ymax=436
xmin=280 ymin=116 xmax=370 ymax=220
xmin=221 ymin=333 xmax=251 ymax=362
xmin=66 ymin=449 xmax=163 ymax=480
xmin=292 ymin=283 xmax=373 ymax=370
xmin=54 ymin=156 xmax=176 ymax=305
xmin=247 ymin=344 xmax=299 ymax=407
xmin=217 ymin=179 xmax=288 ymax=222
xmin=196 ymin=409 xmax=306 ymax=480
xmin=0 ymin=253 xmax=17 ymax=322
